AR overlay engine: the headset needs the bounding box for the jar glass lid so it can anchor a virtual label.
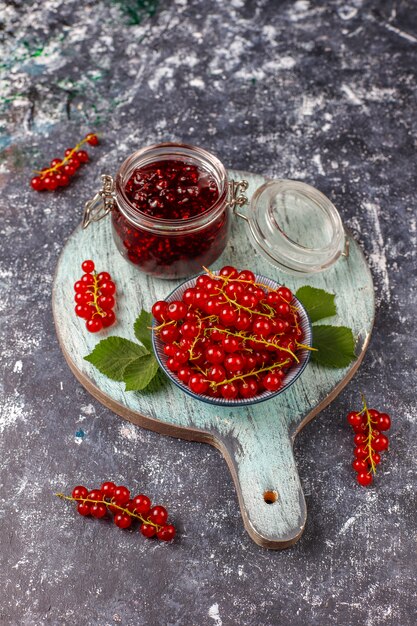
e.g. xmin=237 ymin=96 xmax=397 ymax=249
xmin=243 ymin=180 xmax=345 ymax=275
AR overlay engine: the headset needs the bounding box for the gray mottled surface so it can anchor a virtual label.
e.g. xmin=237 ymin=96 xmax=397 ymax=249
xmin=0 ymin=1 xmax=416 ymax=625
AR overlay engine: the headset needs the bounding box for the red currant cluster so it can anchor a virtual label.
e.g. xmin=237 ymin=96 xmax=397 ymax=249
xmin=57 ymin=482 xmax=175 ymax=541
xmin=74 ymin=260 xmax=116 ymax=332
xmin=152 ymin=266 xmax=306 ymax=401
xmin=348 ymin=396 xmax=391 ymax=486
xmin=30 ymin=133 xmax=99 ymax=191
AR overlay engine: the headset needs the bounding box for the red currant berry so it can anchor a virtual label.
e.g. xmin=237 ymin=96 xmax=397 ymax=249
xmin=114 ymin=513 xmax=132 ymax=529
xmin=30 ymin=176 xmax=45 ymax=191
xmin=224 ymin=354 xmax=245 ymax=373
xmin=64 ymin=148 xmax=74 ymax=157
xmin=76 ymin=149 xmax=89 ymax=163
xmin=97 ymin=271 xmax=111 ymax=283
xmin=67 ymin=156 xmax=80 ymax=170
xmin=167 ymin=301 xmax=187 ymax=321
xmin=50 ymin=158 xmax=62 ymax=168
xmin=77 ymin=502 xmax=91 ymax=516
xmin=353 ymin=434 xmax=367 ymax=445
xmin=74 ymin=280 xmax=86 ymax=293
xmin=87 ymin=489 xmax=104 ymax=502
xmin=55 ymin=173 xmax=70 ymax=187
xmin=235 ymin=312 xmax=252 ymax=332
xmin=277 ymin=302 xmax=291 ymax=317
xmin=180 ymin=322 xmax=198 ymax=339
xmin=102 ymin=310 xmax=116 ymax=328
xmin=220 ymin=382 xmax=239 ymax=399
xmin=86 ymin=317 xmax=103 ymax=333
xmin=277 ymin=286 xmax=292 ymax=302
xmin=72 ymin=485 xmax=88 ymax=500
xmin=239 ymin=377 xmax=258 ymax=398
xmin=113 ymin=485 xmax=130 ymax=505
xmin=160 ymin=325 xmax=179 ymax=343
xmin=91 ymin=503 xmax=107 ymax=518
xmin=225 ymin=281 xmax=244 ymax=299
xmin=352 ymin=459 xmax=368 ymax=473
xmin=371 ymin=452 xmax=381 ymax=465
xmin=98 ymin=295 xmax=115 ymax=310
xmin=132 ymin=494 xmax=151 ymax=516
xmin=266 ymin=292 xmax=280 ymax=307
xmin=372 ymin=434 xmax=389 ymax=452
xmin=368 ymin=409 xmax=380 ymax=421
xmin=157 ymin=524 xmax=176 ymax=541
xmin=263 ymin=372 xmax=282 ymax=392
xmin=43 ymin=175 xmax=59 ymax=191
xmin=219 ymin=305 xmax=238 ymax=326
xmin=164 ymin=344 xmax=177 ymax=357
xmin=237 ymin=270 xmax=255 ymax=282
xmin=101 ymin=481 xmax=116 ymax=498
xmin=347 ymin=411 xmax=363 ymax=429
xmin=85 ymin=133 xmax=99 ymax=146
xmin=253 ymin=319 xmax=272 ymax=338
xmin=81 ymin=273 xmax=94 ymax=286
xmin=152 ymin=300 xmax=168 ymax=322
xmin=219 ymin=266 xmax=238 ymax=278
xmin=354 ymin=445 xmax=368 ymax=460
xmin=183 ymin=288 xmax=196 ymax=306
xmin=100 ymin=281 xmax=116 ymax=296
xmin=177 ymin=366 xmax=192 ymax=383
xmin=148 ymin=505 xmax=168 ymax=526
xmin=75 ymin=304 xmax=89 ymax=319
xmin=81 ymin=260 xmax=95 ymax=273
xmin=189 ymin=374 xmax=209 ymax=395
xmin=207 ymin=365 xmax=226 ymax=383
xmin=244 ymin=354 xmax=257 ymax=372
xmin=357 ymin=471 xmax=373 ymax=486
xmin=63 ymin=163 xmax=76 ymax=177
xmin=222 ymin=336 xmax=240 ymax=353
xmin=376 ymin=413 xmax=391 ymax=431
xmin=167 ymin=357 xmax=181 ymax=372
xmin=173 ymin=349 xmax=189 ymax=364
xmin=140 ymin=523 xmax=157 ymax=538
xmin=205 ymin=345 xmax=225 ymax=364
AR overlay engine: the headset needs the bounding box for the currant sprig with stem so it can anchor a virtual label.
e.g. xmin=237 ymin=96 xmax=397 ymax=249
xmin=358 ymin=394 xmax=379 ymax=474
xmin=56 ymin=493 xmax=163 ymax=530
xmin=205 ymin=325 xmax=300 ymax=362
xmin=34 ymin=134 xmax=98 ymax=178
xmin=208 ymin=359 xmax=290 ymax=389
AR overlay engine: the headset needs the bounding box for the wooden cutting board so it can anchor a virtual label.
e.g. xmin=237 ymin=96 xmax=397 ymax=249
xmin=52 ymin=170 xmax=375 ymax=549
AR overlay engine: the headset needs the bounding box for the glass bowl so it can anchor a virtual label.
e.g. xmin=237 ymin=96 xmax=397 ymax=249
xmin=152 ymin=271 xmax=312 ymax=407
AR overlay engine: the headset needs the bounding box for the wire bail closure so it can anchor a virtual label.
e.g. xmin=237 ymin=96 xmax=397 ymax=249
xmin=229 ymin=179 xmax=249 ymax=220
xmin=82 ymin=174 xmax=116 ymax=229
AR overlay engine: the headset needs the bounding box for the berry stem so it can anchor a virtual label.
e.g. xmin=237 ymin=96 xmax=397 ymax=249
xmin=87 ymin=273 xmax=107 ymax=319
xmin=55 ymin=493 xmax=163 ymax=530
xmin=34 ymin=134 xmax=97 ymax=178
xmin=361 ymin=394 xmax=378 ymax=474
xmin=208 ymin=359 xmax=291 ymax=388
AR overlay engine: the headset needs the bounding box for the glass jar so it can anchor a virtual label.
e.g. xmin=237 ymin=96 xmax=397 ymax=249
xmin=83 ymin=143 xmax=247 ymax=280
xmin=83 ymin=143 xmax=347 ymax=278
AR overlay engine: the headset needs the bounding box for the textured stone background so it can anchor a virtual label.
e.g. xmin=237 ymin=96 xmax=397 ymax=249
xmin=1 ymin=1 xmax=416 ymax=625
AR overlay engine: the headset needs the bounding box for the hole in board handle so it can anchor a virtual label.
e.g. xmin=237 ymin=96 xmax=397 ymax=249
xmin=263 ymin=490 xmax=278 ymax=504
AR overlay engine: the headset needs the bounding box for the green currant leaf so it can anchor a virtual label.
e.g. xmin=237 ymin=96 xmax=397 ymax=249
xmin=84 ymin=337 xmax=148 ymax=381
xmin=295 ymin=286 xmax=337 ymax=322
xmin=123 ymin=354 xmax=160 ymax=391
xmin=134 ymin=309 xmax=153 ymax=353
xmin=311 ymin=325 xmax=357 ymax=368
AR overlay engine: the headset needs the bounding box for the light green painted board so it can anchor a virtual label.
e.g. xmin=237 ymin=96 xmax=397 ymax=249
xmin=52 ymin=170 xmax=375 ymax=549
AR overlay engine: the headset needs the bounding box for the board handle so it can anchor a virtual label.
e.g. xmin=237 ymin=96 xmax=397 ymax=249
xmin=217 ymin=416 xmax=306 ymax=549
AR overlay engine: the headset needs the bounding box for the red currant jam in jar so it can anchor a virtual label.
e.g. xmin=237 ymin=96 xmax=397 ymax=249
xmin=112 ymin=143 xmax=230 ymax=279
